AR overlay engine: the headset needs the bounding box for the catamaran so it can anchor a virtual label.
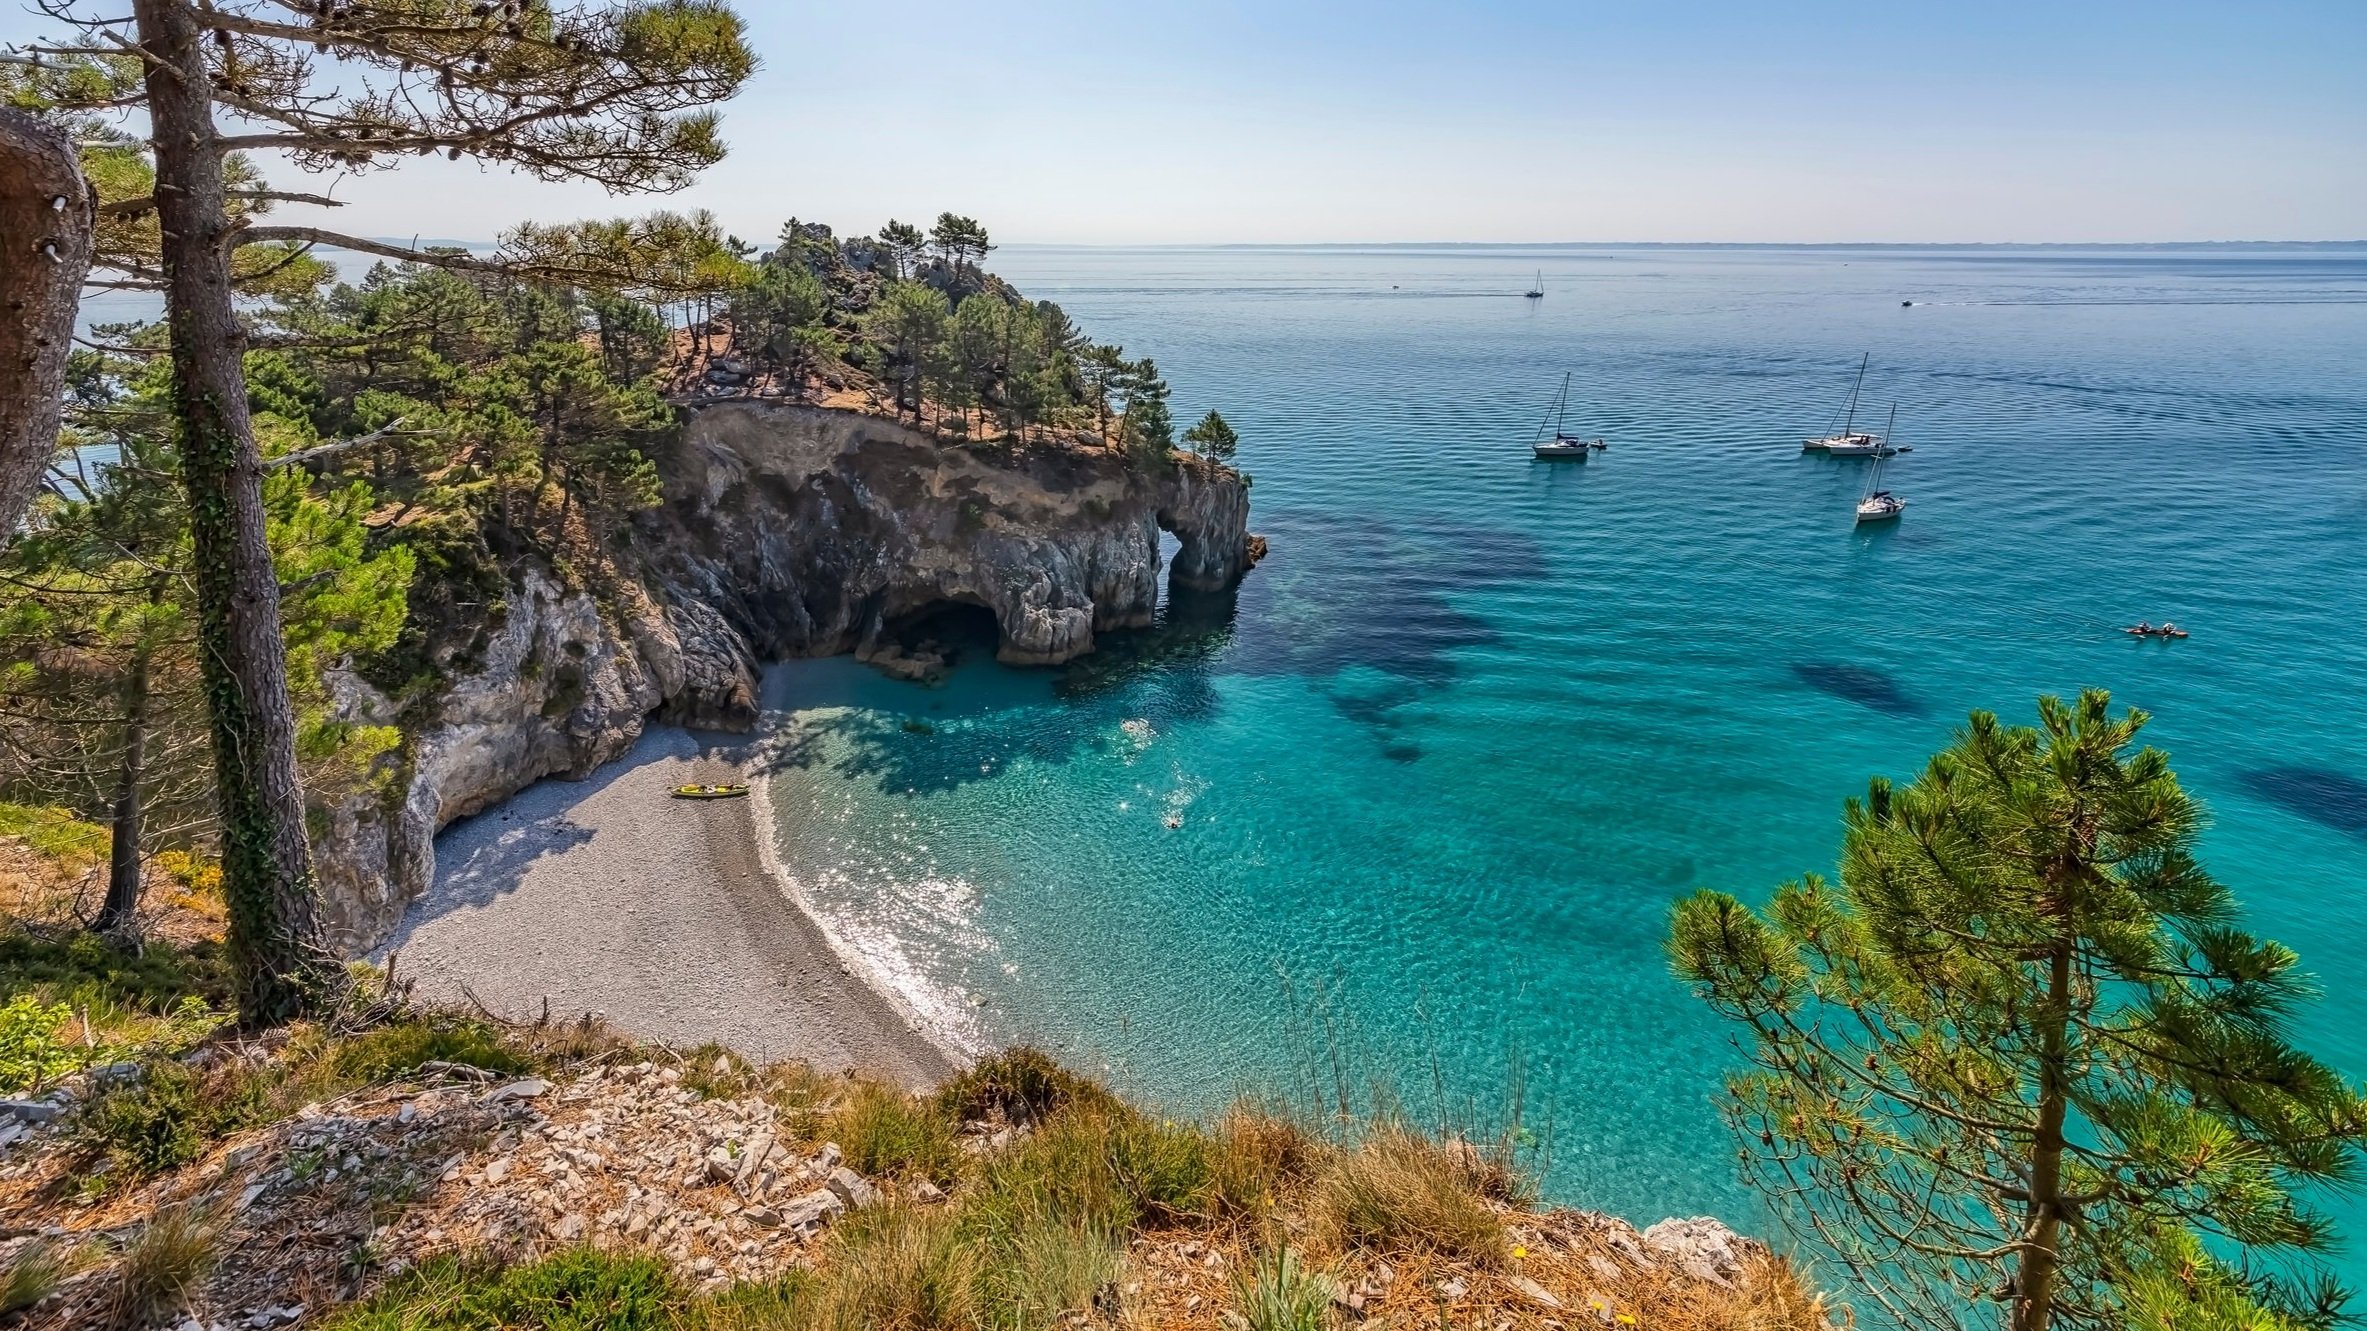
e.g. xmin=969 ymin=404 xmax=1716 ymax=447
xmin=1805 ymin=354 xmax=1887 ymax=455
xmin=1531 ymin=372 xmax=1605 ymax=460
xmin=1855 ymin=404 xmax=1906 ymax=523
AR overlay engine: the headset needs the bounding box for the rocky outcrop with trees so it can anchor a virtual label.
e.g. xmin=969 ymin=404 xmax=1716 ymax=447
xmin=310 ymin=397 xmax=1257 ymax=951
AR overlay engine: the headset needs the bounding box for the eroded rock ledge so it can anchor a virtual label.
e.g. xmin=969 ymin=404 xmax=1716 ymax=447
xmin=317 ymin=404 xmax=1257 ymax=951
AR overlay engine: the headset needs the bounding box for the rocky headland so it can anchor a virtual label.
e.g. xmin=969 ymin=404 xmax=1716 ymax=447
xmin=314 ymin=402 xmax=1259 ymax=955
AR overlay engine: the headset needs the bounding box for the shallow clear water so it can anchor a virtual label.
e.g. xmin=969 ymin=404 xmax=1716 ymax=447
xmin=759 ymin=245 xmax=2367 ymax=1237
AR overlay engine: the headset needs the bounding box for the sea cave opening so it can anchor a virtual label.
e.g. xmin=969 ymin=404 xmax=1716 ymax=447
xmin=879 ymin=598 xmax=1004 ymax=666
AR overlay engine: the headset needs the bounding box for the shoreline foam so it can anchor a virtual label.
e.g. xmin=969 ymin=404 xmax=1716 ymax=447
xmin=743 ymin=719 xmax=984 ymax=1065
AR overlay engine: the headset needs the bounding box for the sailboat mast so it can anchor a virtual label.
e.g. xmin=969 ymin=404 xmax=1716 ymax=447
xmin=1865 ymin=403 xmax=1897 ymax=498
xmin=1557 ymin=372 xmax=1571 ymax=435
xmin=1843 ymin=353 xmax=1869 ymax=437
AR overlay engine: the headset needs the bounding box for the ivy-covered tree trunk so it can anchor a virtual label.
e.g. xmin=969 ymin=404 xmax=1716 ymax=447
xmin=0 ymin=106 xmax=93 ymax=545
xmin=93 ymin=645 xmax=150 ymax=937
xmin=133 ymin=0 xmax=338 ymax=1022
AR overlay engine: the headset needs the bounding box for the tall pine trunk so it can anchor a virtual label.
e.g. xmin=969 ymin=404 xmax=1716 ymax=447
xmin=0 ymin=107 xmax=93 ymax=545
xmin=93 ymin=645 xmax=150 ymax=937
xmin=2015 ymin=939 xmax=2074 ymax=1331
xmin=133 ymin=0 xmax=338 ymax=1023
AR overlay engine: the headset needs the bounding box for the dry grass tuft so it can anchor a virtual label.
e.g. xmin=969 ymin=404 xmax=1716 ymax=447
xmin=830 ymin=1079 xmax=966 ymax=1185
xmin=1313 ymin=1124 xmax=1510 ymax=1266
xmin=108 ymin=1198 xmax=227 ymax=1330
xmin=982 ymin=1216 xmax=1121 ymax=1328
xmin=0 ymin=1238 xmax=80 ymax=1316
xmin=1205 ymin=1103 xmax=1321 ymax=1221
xmin=816 ymin=1205 xmax=980 ymax=1331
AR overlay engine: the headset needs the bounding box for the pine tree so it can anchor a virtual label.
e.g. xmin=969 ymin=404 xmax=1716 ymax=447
xmin=9 ymin=0 xmax=752 ymax=1021
xmin=1119 ymin=357 xmax=1174 ymax=470
xmin=877 ymin=219 xmax=926 ymax=281
xmin=1182 ymin=410 xmax=1239 ymax=463
xmin=866 ymin=282 xmax=951 ymax=424
xmin=1081 ymin=344 xmax=1129 ymax=443
xmin=929 ymin=213 xmax=991 ymax=271
xmin=951 ymin=296 xmax=1008 ymax=436
xmin=1671 ymin=691 xmax=2367 ymax=1331
xmin=734 ymin=262 xmax=832 ymax=389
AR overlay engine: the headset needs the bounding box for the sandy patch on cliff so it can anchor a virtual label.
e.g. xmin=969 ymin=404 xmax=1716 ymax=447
xmin=380 ymin=725 xmax=954 ymax=1089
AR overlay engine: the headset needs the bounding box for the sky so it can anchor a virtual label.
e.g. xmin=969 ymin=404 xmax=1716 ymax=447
xmin=8 ymin=0 xmax=2363 ymax=244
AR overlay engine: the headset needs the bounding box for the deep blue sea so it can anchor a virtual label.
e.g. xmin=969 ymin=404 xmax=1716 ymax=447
xmin=756 ymin=245 xmax=2367 ymax=1245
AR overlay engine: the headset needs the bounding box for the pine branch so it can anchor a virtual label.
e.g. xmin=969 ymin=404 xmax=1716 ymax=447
xmin=265 ymin=417 xmax=409 ymax=471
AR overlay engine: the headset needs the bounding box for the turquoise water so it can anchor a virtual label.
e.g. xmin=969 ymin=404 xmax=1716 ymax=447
xmin=758 ymin=246 xmax=2367 ymax=1239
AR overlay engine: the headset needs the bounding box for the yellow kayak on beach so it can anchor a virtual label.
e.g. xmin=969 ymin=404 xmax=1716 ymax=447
xmin=669 ymin=784 xmax=751 ymax=800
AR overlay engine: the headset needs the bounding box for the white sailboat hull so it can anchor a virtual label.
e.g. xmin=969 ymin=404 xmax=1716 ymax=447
xmin=1815 ymin=433 xmax=1887 ymax=456
xmin=1533 ymin=440 xmax=1592 ymax=460
xmin=1856 ymin=495 xmax=1905 ymax=522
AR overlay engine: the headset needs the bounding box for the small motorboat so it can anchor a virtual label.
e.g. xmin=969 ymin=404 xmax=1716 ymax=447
xmin=669 ymin=783 xmax=751 ymax=799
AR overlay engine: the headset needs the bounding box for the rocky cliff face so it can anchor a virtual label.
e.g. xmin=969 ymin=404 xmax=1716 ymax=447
xmin=644 ymin=403 xmax=1256 ymax=666
xmin=316 ymin=405 xmax=1256 ymax=950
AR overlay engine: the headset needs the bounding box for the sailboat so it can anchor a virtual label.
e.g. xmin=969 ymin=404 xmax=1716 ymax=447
xmin=1530 ymin=372 xmax=1605 ymax=459
xmin=1525 ymin=271 xmax=1544 ymax=299
xmin=1855 ymin=404 xmax=1906 ymax=523
xmin=1805 ymin=354 xmax=1887 ymax=455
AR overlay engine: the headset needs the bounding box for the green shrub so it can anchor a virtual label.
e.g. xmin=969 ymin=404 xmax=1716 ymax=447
xmin=937 ymin=1047 xmax=1117 ymax=1127
xmin=0 ymin=930 xmax=233 ymax=1016
xmin=0 ymin=994 xmax=83 ymax=1094
xmin=329 ymin=1018 xmax=530 ymax=1084
xmin=0 ymin=804 xmax=107 ymax=869
xmin=74 ymin=1058 xmax=268 ymax=1187
xmin=322 ymin=1248 xmax=683 ymax=1331
xmin=829 ymin=1081 xmax=964 ymax=1186
xmin=1230 ymin=1247 xmax=1335 ymax=1331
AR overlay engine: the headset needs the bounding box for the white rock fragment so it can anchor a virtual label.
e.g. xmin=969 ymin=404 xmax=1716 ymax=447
xmin=1642 ymin=1216 xmax=1754 ymax=1289
xmin=1509 ymin=1275 xmax=1562 ymax=1309
xmin=824 ymin=1167 xmax=880 ymax=1209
